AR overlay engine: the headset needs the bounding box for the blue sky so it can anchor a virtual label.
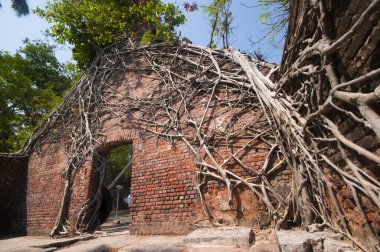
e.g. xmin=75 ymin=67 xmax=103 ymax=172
xmin=0 ymin=0 xmax=285 ymax=63
xmin=0 ymin=0 xmax=73 ymax=61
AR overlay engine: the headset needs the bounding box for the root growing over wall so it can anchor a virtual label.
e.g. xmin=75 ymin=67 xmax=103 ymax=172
xmin=4 ymin=0 xmax=380 ymax=250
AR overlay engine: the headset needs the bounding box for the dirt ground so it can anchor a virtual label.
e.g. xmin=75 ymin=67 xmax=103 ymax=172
xmin=0 ymin=211 xmax=279 ymax=252
xmin=0 ymin=232 xmax=279 ymax=252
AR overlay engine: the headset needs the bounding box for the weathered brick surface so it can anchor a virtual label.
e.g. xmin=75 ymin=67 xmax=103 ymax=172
xmin=16 ymin=142 xmax=97 ymax=236
xmin=129 ymin=138 xmax=198 ymax=234
xmin=3 ymin=0 xmax=378 ymax=241
xmin=283 ymin=0 xmax=380 ymax=248
xmin=329 ymin=3 xmax=380 ymax=244
xmin=0 ymin=156 xmax=28 ymax=235
xmin=25 ymin=144 xmax=67 ymax=235
xmin=94 ymin=69 xmax=292 ymax=235
xmin=2 ymin=51 xmax=292 ymax=236
xmin=94 ymin=123 xmax=200 ymax=235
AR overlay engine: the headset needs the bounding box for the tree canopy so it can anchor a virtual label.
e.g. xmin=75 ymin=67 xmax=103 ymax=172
xmin=104 ymin=144 xmax=133 ymax=186
xmin=254 ymin=0 xmax=288 ymax=46
xmin=0 ymin=39 xmax=74 ymax=152
xmin=35 ymin=0 xmax=185 ymax=69
xmin=202 ymin=0 xmax=233 ymax=48
xmin=187 ymin=0 xmax=288 ymax=51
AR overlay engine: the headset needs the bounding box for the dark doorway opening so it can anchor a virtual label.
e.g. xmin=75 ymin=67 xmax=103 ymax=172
xmin=99 ymin=143 xmax=132 ymax=232
xmin=98 ymin=186 xmax=113 ymax=225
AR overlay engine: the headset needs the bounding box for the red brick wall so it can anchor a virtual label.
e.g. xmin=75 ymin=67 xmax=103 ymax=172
xmin=201 ymin=166 xmax=291 ymax=229
xmin=94 ymin=68 xmax=292 ymax=234
xmin=19 ymin=53 xmax=292 ymax=236
xmin=130 ymin=140 xmax=198 ymax=234
xmin=25 ymin=143 xmax=94 ymax=235
xmin=282 ymin=0 xmax=380 ymax=248
xmin=0 ymin=156 xmax=28 ymax=235
xmin=25 ymin=143 xmax=66 ymax=235
xmin=104 ymin=131 xmax=199 ymax=234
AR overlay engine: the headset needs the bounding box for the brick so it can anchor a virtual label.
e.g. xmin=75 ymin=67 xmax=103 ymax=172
xmin=2 ymin=48 xmax=295 ymax=238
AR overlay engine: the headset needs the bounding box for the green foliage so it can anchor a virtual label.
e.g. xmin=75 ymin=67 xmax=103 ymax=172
xmin=104 ymin=145 xmax=133 ymax=185
xmin=35 ymin=0 xmax=185 ymax=70
xmin=202 ymin=0 xmax=233 ymax=48
xmin=255 ymin=0 xmax=288 ymax=46
xmin=0 ymin=39 xmax=74 ymax=152
xmin=257 ymin=13 xmax=271 ymax=23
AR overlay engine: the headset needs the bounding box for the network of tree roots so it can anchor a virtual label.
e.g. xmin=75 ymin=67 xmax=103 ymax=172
xmin=4 ymin=0 xmax=380 ymax=251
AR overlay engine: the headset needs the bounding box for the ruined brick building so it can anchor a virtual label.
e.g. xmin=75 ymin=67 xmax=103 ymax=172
xmin=0 ymin=44 xmax=292 ymax=236
xmin=1 ymin=0 xmax=380 ymax=251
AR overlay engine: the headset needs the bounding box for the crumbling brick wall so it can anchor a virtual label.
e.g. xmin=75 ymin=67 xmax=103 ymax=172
xmin=24 ymin=143 xmax=94 ymax=235
xmin=322 ymin=1 xmax=380 ymax=247
xmin=95 ymin=67 xmax=292 ymax=234
xmin=332 ymin=118 xmax=380 ymax=245
xmin=0 ymin=156 xmax=28 ymax=235
xmin=282 ymin=0 xmax=380 ymax=248
xmin=8 ymin=49 xmax=293 ymax=236
xmin=103 ymin=130 xmax=199 ymax=234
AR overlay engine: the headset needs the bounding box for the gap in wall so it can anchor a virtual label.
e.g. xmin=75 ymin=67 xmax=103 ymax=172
xmin=99 ymin=143 xmax=132 ymax=232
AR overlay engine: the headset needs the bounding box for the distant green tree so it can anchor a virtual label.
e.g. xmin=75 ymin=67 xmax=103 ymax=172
xmin=104 ymin=145 xmax=133 ymax=186
xmin=250 ymin=0 xmax=288 ymax=46
xmin=0 ymin=39 xmax=74 ymax=152
xmin=202 ymin=0 xmax=233 ymax=48
xmin=0 ymin=0 xmax=29 ymax=16
xmin=35 ymin=0 xmax=185 ymax=70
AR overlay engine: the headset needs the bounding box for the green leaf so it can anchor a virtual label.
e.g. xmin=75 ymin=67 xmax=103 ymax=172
xmin=0 ymin=40 xmax=76 ymax=152
xmin=35 ymin=0 xmax=185 ymax=70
